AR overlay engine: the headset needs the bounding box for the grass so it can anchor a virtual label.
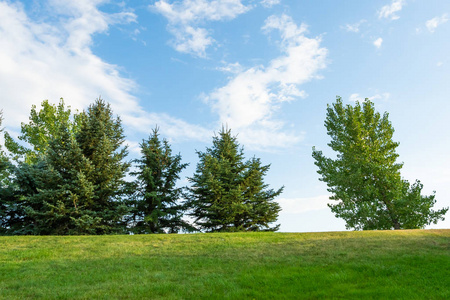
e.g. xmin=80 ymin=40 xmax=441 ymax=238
xmin=0 ymin=229 xmax=449 ymax=299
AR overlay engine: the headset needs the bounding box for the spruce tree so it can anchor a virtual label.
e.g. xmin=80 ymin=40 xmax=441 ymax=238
xmin=0 ymin=111 xmax=12 ymax=234
xmin=75 ymin=98 xmax=129 ymax=233
xmin=129 ymin=127 xmax=192 ymax=233
xmin=22 ymin=123 xmax=101 ymax=235
xmin=185 ymin=128 xmax=282 ymax=232
xmin=1 ymin=111 xmax=36 ymax=235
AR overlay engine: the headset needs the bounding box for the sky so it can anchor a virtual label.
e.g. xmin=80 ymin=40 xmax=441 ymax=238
xmin=0 ymin=0 xmax=449 ymax=232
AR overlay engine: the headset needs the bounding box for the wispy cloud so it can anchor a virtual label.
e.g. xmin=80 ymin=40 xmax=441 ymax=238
xmin=426 ymin=13 xmax=449 ymax=33
xmin=151 ymin=0 xmax=251 ymax=57
xmin=0 ymin=0 xmax=209 ymax=144
xmin=260 ymin=0 xmax=281 ymax=8
xmin=349 ymin=93 xmax=390 ymax=102
xmin=343 ymin=20 xmax=366 ymax=33
xmin=373 ymin=37 xmax=383 ymax=48
xmin=204 ymin=14 xmax=327 ymax=150
xmin=378 ymin=0 xmax=405 ymax=20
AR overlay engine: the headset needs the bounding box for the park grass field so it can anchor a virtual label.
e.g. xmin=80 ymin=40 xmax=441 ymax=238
xmin=0 ymin=229 xmax=449 ymax=299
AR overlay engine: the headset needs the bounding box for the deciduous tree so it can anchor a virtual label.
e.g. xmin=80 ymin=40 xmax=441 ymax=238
xmin=4 ymin=99 xmax=77 ymax=164
xmin=312 ymin=97 xmax=448 ymax=230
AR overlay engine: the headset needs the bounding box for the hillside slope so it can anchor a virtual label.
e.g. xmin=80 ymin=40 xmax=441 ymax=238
xmin=1 ymin=230 xmax=449 ymax=299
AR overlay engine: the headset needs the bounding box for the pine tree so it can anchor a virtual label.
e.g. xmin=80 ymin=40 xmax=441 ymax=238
xmin=312 ymin=97 xmax=448 ymax=230
xmin=185 ymin=128 xmax=282 ymax=232
xmin=129 ymin=127 xmax=192 ymax=233
xmin=75 ymin=98 xmax=129 ymax=233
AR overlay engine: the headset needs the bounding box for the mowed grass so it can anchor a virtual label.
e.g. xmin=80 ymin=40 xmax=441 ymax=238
xmin=0 ymin=230 xmax=449 ymax=299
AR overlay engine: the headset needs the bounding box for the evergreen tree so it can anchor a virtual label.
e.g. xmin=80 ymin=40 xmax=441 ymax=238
xmin=185 ymin=128 xmax=282 ymax=232
xmin=312 ymin=97 xmax=448 ymax=230
xmin=2 ymin=98 xmax=129 ymax=234
xmin=0 ymin=99 xmax=91 ymax=235
xmin=0 ymin=111 xmax=12 ymax=234
xmin=22 ymin=123 xmax=101 ymax=235
xmin=0 ymin=111 xmax=34 ymax=235
xmin=75 ymin=98 xmax=130 ymax=233
xmin=129 ymin=127 xmax=192 ymax=233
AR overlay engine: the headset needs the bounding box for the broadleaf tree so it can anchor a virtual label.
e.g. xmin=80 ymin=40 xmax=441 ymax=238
xmin=185 ymin=128 xmax=283 ymax=232
xmin=312 ymin=97 xmax=448 ymax=230
xmin=4 ymin=99 xmax=77 ymax=164
xmin=128 ymin=127 xmax=193 ymax=233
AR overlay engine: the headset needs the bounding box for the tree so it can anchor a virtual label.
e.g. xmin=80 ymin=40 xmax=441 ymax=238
xmin=20 ymin=123 xmax=101 ymax=235
xmin=128 ymin=127 xmax=192 ymax=233
xmin=0 ymin=111 xmax=13 ymax=234
xmin=1 ymin=98 xmax=129 ymax=235
xmin=4 ymin=99 xmax=78 ymax=164
xmin=312 ymin=97 xmax=448 ymax=230
xmin=0 ymin=111 xmax=8 ymax=181
xmin=75 ymin=98 xmax=130 ymax=233
xmin=185 ymin=128 xmax=283 ymax=232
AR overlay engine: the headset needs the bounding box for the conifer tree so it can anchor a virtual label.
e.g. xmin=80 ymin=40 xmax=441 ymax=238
xmin=0 ymin=111 xmax=35 ymax=235
xmin=185 ymin=128 xmax=282 ymax=232
xmin=20 ymin=123 xmax=100 ymax=235
xmin=75 ymin=98 xmax=129 ymax=233
xmin=129 ymin=127 xmax=192 ymax=233
xmin=0 ymin=111 xmax=12 ymax=234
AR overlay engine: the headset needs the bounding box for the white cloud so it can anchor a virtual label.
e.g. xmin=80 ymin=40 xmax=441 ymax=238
xmin=426 ymin=14 xmax=449 ymax=33
xmin=0 ymin=0 xmax=209 ymax=144
xmin=260 ymin=0 xmax=281 ymax=8
xmin=349 ymin=93 xmax=390 ymax=102
xmin=343 ymin=20 xmax=366 ymax=33
xmin=373 ymin=37 xmax=383 ymax=48
xmin=378 ymin=0 xmax=405 ymax=20
xmin=151 ymin=0 xmax=251 ymax=57
xmin=204 ymin=14 xmax=327 ymax=150
xmin=278 ymin=195 xmax=335 ymax=214
xmin=349 ymin=93 xmax=362 ymax=102
xmin=217 ymin=61 xmax=244 ymax=73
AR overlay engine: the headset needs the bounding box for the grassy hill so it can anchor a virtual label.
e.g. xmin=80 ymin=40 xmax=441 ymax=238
xmin=1 ymin=230 xmax=449 ymax=299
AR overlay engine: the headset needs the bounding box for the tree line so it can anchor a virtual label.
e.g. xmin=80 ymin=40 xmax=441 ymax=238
xmin=0 ymin=98 xmax=282 ymax=235
xmin=0 ymin=97 xmax=447 ymax=235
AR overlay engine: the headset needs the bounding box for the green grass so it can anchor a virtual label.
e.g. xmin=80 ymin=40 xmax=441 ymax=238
xmin=1 ymin=230 xmax=449 ymax=299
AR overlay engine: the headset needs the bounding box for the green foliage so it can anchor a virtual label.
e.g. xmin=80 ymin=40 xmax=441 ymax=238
xmin=312 ymin=97 xmax=448 ymax=230
xmin=186 ymin=128 xmax=282 ymax=232
xmin=21 ymin=123 xmax=103 ymax=235
xmin=128 ymin=127 xmax=192 ymax=233
xmin=0 ymin=111 xmax=7 ymax=180
xmin=1 ymin=98 xmax=130 ymax=235
xmin=4 ymin=99 xmax=77 ymax=164
xmin=0 ymin=111 xmax=13 ymax=234
xmin=75 ymin=98 xmax=130 ymax=233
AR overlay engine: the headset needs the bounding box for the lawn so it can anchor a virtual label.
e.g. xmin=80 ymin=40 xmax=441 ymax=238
xmin=0 ymin=229 xmax=449 ymax=299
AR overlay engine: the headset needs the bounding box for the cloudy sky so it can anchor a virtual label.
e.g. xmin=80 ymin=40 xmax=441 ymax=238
xmin=1 ymin=0 xmax=449 ymax=232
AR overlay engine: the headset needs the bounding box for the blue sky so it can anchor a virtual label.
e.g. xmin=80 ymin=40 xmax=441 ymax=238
xmin=1 ymin=0 xmax=449 ymax=232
